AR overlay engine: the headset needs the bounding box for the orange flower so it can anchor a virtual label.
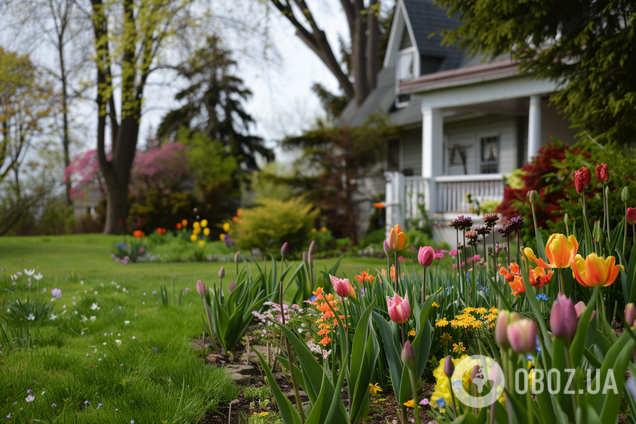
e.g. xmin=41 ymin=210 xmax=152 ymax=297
xmin=525 ymin=234 xmax=579 ymax=269
xmin=355 ymin=271 xmax=375 ymax=284
xmin=133 ymin=230 xmax=145 ymax=238
xmin=373 ymin=202 xmax=385 ymax=209
xmin=176 ymin=223 xmax=182 ymax=230
xmin=498 ymin=263 xmax=520 ymax=282
xmin=319 ymin=336 xmax=332 ymax=346
xmin=389 ymin=224 xmax=407 ymax=251
xmin=572 ymin=252 xmax=622 ymax=288
xmin=181 ymin=219 xmax=188 ymax=227
xmin=318 ymin=328 xmax=331 ymax=336
xmin=509 ymin=275 xmax=526 ymax=296
xmin=529 ymin=267 xmax=553 ymax=288
xmin=236 ymin=208 xmax=243 ymax=218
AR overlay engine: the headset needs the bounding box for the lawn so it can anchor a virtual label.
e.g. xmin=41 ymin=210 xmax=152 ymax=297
xmin=0 ymin=234 xmax=385 ymax=423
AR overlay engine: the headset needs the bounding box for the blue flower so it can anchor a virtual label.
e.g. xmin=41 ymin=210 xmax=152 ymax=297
xmin=437 ymin=398 xmax=446 ymax=408
xmin=309 ymin=295 xmax=317 ymax=303
xmin=526 ymin=354 xmax=533 ymax=361
xmin=535 ymin=335 xmax=542 ymax=353
xmin=452 ymin=380 xmax=462 ymax=388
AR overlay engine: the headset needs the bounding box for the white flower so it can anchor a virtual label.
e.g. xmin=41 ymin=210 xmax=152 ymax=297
xmin=16 ymin=271 xmax=22 ymax=276
xmin=33 ymin=273 xmax=42 ymax=280
xmin=115 ymin=340 xmax=121 ymax=345
xmin=27 ymin=313 xmax=35 ymax=321
xmin=26 ymin=395 xmax=34 ymax=402
xmin=24 ymin=269 xmax=35 ymax=276
xmin=81 ymin=315 xmax=88 ymax=322
xmin=90 ymin=303 xmax=98 ymax=311
xmin=49 ymin=314 xmax=57 ymax=321
xmin=51 ymin=288 xmax=62 ymax=298
xmin=124 ymin=321 xmax=130 ymax=325
xmin=90 ymin=316 xmax=96 ymax=321
xmin=80 ymin=281 xmax=84 ymax=285
xmin=132 ymin=336 xmax=135 ymax=340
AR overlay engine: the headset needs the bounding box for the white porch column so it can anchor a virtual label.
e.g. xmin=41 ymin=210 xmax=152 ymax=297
xmin=527 ymin=95 xmax=542 ymax=162
xmin=422 ymin=108 xmax=443 ymax=215
xmin=384 ymin=171 xmax=405 ymax=239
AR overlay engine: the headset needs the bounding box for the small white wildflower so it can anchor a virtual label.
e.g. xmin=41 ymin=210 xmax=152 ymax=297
xmin=115 ymin=340 xmax=121 ymax=345
xmin=90 ymin=303 xmax=98 ymax=311
xmin=49 ymin=314 xmax=57 ymax=321
xmin=33 ymin=273 xmax=43 ymax=280
xmin=24 ymin=269 xmax=35 ymax=276
xmin=90 ymin=316 xmax=96 ymax=321
xmin=124 ymin=321 xmax=130 ymax=325
xmin=27 ymin=313 xmax=35 ymax=321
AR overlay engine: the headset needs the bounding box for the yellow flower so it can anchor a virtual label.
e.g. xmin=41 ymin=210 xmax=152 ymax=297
xmin=489 ymin=307 xmax=499 ymax=314
xmin=435 ymin=318 xmax=449 ymax=327
xmin=572 ymin=252 xmax=623 ymax=288
xmin=369 ymin=383 xmax=383 ymax=396
xmin=193 ymin=227 xmax=201 ymax=235
xmin=193 ymin=221 xmax=200 ymax=229
xmin=321 ymin=227 xmax=327 ymax=232
xmin=312 ymin=228 xmax=317 ymax=233
xmin=203 ymin=228 xmax=210 ymax=236
xmin=431 ymin=302 xmax=439 ymax=308
xmin=223 ymin=222 xmax=230 ymax=232
xmin=475 ymin=307 xmax=487 ymax=314
xmin=408 ymin=328 xmax=416 ymax=337
xmin=201 ymin=219 xmax=208 ymax=228
xmin=220 ymin=234 xmax=225 ymax=241
xmin=524 ymin=233 xmax=579 ymax=269
xmin=199 ymin=240 xmax=205 ymax=247
xmin=453 ymin=342 xmax=466 ymax=353
xmin=190 ymin=234 xmax=197 ymax=242
xmin=440 ymin=333 xmax=453 ymax=345
xmin=403 ymin=399 xmax=414 ymax=408
xmin=389 ymin=224 xmax=407 ymax=251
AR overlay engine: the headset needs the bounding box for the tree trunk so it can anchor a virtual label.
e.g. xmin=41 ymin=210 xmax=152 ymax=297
xmin=352 ymin=0 xmax=369 ymax=106
xmin=103 ymin=176 xmax=129 ymax=234
xmin=366 ymin=0 xmax=380 ymax=92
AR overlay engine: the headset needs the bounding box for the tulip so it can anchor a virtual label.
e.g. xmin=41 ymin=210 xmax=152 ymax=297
xmin=626 ymin=303 xmax=636 ymax=328
xmin=308 ymin=240 xmax=316 ymax=257
xmin=119 ymin=218 xmax=125 ymax=228
xmin=387 ymin=293 xmax=411 ymax=324
xmin=330 ymin=275 xmax=354 ymax=298
xmin=418 ymin=246 xmax=435 ymax=268
xmin=622 ymin=187 xmax=630 ymax=203
xmin=218 ymin=266 xmax=225 ymax=279
xmin=524 ymin=233 xmax=579 ymax=269
xmin=550 ymin=293 xmax=578 ymax=339
xmin=443 ymin=356 xmax=454 ymax=378
xmin=574 ymin=301 xmax=595 ymax=322
xmin=401 ymin=341 xmax=416 ymax=369
xmin=228 ymin=282 xmax=236 ymax=292
xmin=572 ymin=252 xmax=622 ymax=288
xmin=196 ymin=280 xmax=206 ymax=297
xmin=527 ymin=190 xmax=538 ymax=203
xmin=596 ymin=164 xmax=608 ymax=182
xmin=495 ymin=310 xmax=520 ymax=348
xmin=507 ymin=319 xmax=537 ymax=354
xmin=383 ymin=239 xmax=392 ymax=257
xmin=627 ymin=207 xmax=636 ymax=225
xmin=389 ymin=224 xmax=407 ymax=252
xmin=574 ymin=167 xmax=591 ymax=194
xmin=471 ymin=365 xmax=482 ymax=382
xmin=234 ymin=251 xmax=241 ymax=264
xmin=281 ymin=242 xmax=289 ymax=257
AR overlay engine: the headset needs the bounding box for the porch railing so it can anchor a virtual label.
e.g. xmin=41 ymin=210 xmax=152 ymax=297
xmin=435 ymin=174 xmax=504 ymax=213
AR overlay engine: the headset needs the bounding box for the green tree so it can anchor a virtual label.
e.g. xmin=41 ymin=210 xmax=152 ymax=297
xmin=90 ymin=0 xmax=195 ymax=234
xmin=158 ymin=36 xmax=272 ymax=172
xmin=436 ymin=0 xmax=636 ymax=144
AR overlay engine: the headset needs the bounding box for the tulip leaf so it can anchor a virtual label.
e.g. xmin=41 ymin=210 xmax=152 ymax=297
xmin=599 ymin=337 xmax=636 ymax=423
xmin=304 ymin=369 xmax=338 ymax=424
xmin=570 ymin=287 xmax=599 ymax=368
xmin=255 ymin=350 xmax=302 ymax=424
xmin=487 ymin=274 xmax=513 ymax=312
xmin=349 ymin=304 xmax=379 ymax=424
xmin=519 ymin=255 xmax=552 ymax=352
xmin=582 ymin=348 xmax=602 ymax=369
xmin=373 ymin=311 xmax=403 ymax=399
xmin=552 ymin=337 xmax=575 ymax=422
xmin=453 ymin=407 xmax=487 ymax=424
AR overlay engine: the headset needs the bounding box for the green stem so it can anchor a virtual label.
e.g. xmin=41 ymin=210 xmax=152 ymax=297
xmin=447 ymin=375 xmax=459 ymax=415
xmin=408 ymin=369 xmax=421 ymax=424
xmin=280 ymin=282 xmax=305 ymax=423
xmin=401 ymin=406 xmax=408 ymax=424
xmin=623 ymin=203 xmax=628 ymax=257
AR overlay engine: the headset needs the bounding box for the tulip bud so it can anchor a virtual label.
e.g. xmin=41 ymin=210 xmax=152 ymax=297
xmin=622 ymin=187 xmax=630 ymax=203
xmin=507 ymin=319 xmax=537 ymax=354
xmin=550 ymin=293 xmax=578 ymax=339
xmin=574 ymin=301 xmax=595 ymax=322
xmin=196 ymin=280 xmax=206 ymax=297
xmin=574 ymin=167 xmax=591 ymax=194
xmin=383 ymin=239 xmax=392 ymax=258
xmin=564 ymin=213 xmax=570 ymax=227
xmin=626 ymin=303 xmax=636 ymax=328
xmin=527 ymin=190 xmax=538 ymax=203
xmin=401 ymin=341 xmax=416 ymax=369
xmin=443 ymin=356 xmax=454 ymax=378
xmin=234 ymin=251 xmax=241 ymax=264
xmin=595 ymin=164 xmax=608 ymax=182
xmin=495 ymin=310 xmax=520 ymax=348
xmin=228 ymin=282 xmax=236 ymax=292
xmin=593 ymin=221 xmax=602 ymax=243
xmin=218 ymin=266 xmax=225 ymax=279
xmin=281 ymin=242 xmax=289 ymax=257
xmin=308 ymin=240 xmax=316 ymax=257
xmin=302 ymin=251 xmax=307 ymax=262
xmin=418 ymin=246 xmax=435 ymax=268
xmin=628 ymin=208 xmax=636 ymax=225
xmin=471 ymin=365 xmax=482 ymax=382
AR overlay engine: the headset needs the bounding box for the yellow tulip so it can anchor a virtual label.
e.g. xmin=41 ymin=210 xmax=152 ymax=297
xmin=524 ymin=233 xmax=579 ymax=269
xmin=193 ymin=221 xmax=200 ymax=229
xmin=572 ymin=252 xmax=622 ymax=288
xmin=220 ymin=234 xmax=225 ymax=241
xmin=198 ymin=240 xmax=205 ymax=247
xmin=193 ymin=227 xmax=201 ymax=235
xmin=203 ymin=228 xmax=210 ymax=236
xmin=190 ymin=234 xmax=197 ymax=242
xmin=223 ymin=222 xmax=230 ymax=232
xmin=389 ymin=224 xmax=407 ymax=252
xmin=201 ymin=219 xmax=208 ymax=228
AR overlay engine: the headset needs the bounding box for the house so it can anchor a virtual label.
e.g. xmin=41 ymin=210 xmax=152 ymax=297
xmin=340 ymin=0 xmax=578 ymax=245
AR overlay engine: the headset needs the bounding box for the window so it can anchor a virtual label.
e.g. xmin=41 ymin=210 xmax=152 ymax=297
xmin=397 ymin=49 xmax=414 ymax=81
xmin=480 ymin=135 xmax=499 ymax=174
xmin=387 ymin=139 xmax=400 ymax=171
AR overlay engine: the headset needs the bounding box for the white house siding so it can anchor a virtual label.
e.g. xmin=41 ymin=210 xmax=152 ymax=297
xmin=443 ymin=115 xmax=518 ymax=175
xmin=401 ymin=127 xmax=423 ymax=176
xmin=540 ymin=98 xmax=579 ymax=145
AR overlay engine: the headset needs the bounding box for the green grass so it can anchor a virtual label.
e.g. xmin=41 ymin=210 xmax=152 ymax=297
xmin=0 ymin=234 xmax=385 ymax=423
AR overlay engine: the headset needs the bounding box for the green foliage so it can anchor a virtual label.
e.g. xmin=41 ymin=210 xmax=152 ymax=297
xmin=231 ymin=198 xmax=319 ymax=252
xmin=437 ymin=0 xmax=636 ymax=144
xmin=128 ymin=190 xmax=197 ymax=232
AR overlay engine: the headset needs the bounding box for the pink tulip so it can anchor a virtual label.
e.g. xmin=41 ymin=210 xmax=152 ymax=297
xmin=218 ymin=266 xmax=225 ymax=279
xmin=228 ymin=282 xmax=237 ymax=292
xmin=387 ymin=293 xmax=411 ymax=324
xmin=401 ymin=341 xmax=416 ymax=369
xmin=418 ymin=246 xmax=435 ymax=268
xmin=626 ymin=303 xmax=636 ymax=328
xmin=443 ymin=356 xmax=454 ymax=378
xmin=383 ymin=239 xmax=392 ymax=258
xmin=575 ymin=301 xmax=595 ymax=322
xmin=507 ymin=319 xmax=537 ymax=354
xmin=550 ymin=293 xmax=578 ymax=339
xmin=330 ymin=275 xmax=353 ymax=298
xmin=495 ymin=310 xmax=520 ymax=348
xmin=196 ymin=280 xmax=206 ymax=297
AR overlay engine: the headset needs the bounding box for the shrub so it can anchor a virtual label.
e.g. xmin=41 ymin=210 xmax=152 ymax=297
xmin=231 ymin=198 xmax=318 ymax=252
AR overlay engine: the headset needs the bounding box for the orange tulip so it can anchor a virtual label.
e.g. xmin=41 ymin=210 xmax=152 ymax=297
xmin=524 ymin=233 xmax=579 ymax=269
xmin=572 ymin=252 xmax=622 ymax=288
xmin=389 ymin=224 xmax=407 ymax=252
xmin=509 ymin=275 xmax=526 ymax=296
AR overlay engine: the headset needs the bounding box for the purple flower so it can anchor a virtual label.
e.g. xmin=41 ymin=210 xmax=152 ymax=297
xmin=84 ymin=401 xmax=90 ymax=406
xmin=52 ymin=404 xmax=57 ymax=408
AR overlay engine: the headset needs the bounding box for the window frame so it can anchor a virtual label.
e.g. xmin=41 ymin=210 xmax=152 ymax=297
xmin=477 ymin=132 xmax=500 ymax=174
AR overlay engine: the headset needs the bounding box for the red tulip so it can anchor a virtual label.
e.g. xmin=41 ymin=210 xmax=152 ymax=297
xmin=196 ymin=280 xmax=206 ymax=297
xmin=574 ymin=167 xmax=591 ymax=194
xmin=418 ymin=246 xmax=435 ymax=268
xmin=595 ymin=164 xmax=608 ymax=182
xmin=387 ymin=293 xmax=411 ymax=324
xmin=627 ymin=207 xmax=636 ymax=225
xmin=550 ymin=293 xmax=578 ymax=339
xmin=507 ymin=319 xmax=537 ymax=354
